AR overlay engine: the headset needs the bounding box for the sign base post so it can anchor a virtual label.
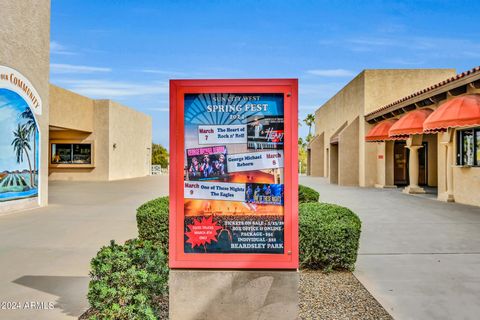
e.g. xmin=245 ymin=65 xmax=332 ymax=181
xmin=169 ymin=270 xmax=299 ymax=320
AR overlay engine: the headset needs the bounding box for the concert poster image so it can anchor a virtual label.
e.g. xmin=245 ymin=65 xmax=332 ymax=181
xmin=247 ymin=115 xmax=284 ymax=150
xmin=183 ymin=93 xmax=285 ymax=254
xmin=186 ymin=146 xmax=228 ymax=181
xmin=245 ymin=183 xmax=284 ymax=205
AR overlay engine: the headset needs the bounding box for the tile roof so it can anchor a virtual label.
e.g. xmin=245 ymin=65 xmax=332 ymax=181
xmin=365 ymin=66 xmax=480 ymax=117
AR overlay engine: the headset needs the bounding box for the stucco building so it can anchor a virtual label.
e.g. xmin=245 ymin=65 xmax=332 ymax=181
xmin=308 ymin=67 xmax=480 ymax=207
xmin=1 ymin=0 xmax=152 ymax=214
xmin=49 ymin=85 xmax=152 ymax=181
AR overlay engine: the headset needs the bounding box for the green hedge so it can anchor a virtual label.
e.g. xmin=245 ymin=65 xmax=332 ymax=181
xmin=299 ymin=202 xmax=361 ymax=271
xmin=136 ymin=196 xmax=169 ymax=255
xmin=136 ymin=187 xmax=320 ymax=254
xmin=298 ymin=184 xmax=320 ymax=204
xmin=87 ymin=239 xmax=169 ymax=319
xmin=134 ymin=187 xmax=361 ymax=272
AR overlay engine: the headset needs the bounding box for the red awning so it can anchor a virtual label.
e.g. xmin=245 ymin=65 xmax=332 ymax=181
xmin=424 ymin=94 xmax=480 ymax=133
xmin=365 ymin=119 xmax=399 ymax=142
xmin=389 ymin=108 xmax=433 ymax=138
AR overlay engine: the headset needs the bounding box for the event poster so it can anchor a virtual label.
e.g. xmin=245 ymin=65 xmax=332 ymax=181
xmin=183 ymin=93 xmax=285 ymax=254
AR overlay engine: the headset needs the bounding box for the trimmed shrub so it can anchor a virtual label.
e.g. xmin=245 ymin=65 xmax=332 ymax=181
xmin=87 ymin=239 xmax=169 ymax=320
xmin=299 ymin=202 xmax=361 ymax=271
xmin=298 ymin=184 xmax=320 ymax=204
xmin=136 ymin=196 xmax=169 ymax=255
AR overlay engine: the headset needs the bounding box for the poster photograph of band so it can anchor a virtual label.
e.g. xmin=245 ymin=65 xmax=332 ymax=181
xmin=170 ymin=79 xmax=298 ymax=269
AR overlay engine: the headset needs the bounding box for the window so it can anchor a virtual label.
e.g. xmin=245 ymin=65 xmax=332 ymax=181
xmin=51 ymin=143 xmax=92 ymax=165
xmin=51 ymin=144 xmax=72 ymax=164
xmin=457 ymin=128 xmax=480 ymax=166
xmin=72 ymin=144 xmax=92 ymax=164
xmin=477 ymin=130 xmax=480 ymax=166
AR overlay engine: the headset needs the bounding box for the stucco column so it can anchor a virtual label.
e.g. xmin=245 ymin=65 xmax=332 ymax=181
xmin=375 ymin=141 xmax=396 ymax=189
xmin=403 ymin=145 xmax=426 ymax=194
xmin=375 ymin=142 xmax=386 ymax=188
xmin=440 ymin=142 xmax=455 ymax=202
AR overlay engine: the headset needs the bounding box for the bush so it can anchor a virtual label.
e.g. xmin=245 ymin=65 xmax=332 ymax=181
xmin=298 ymin=184 xmax=320 ymax=204
xmin=135 ymin=188 xmax=320 ymax=256
xmin=299 ymin=202 xmax=361 ymax=271
xmin=136 ymin=196 xmax=169 ymax=255
xmin=87 ymin=239 xmax=169 ymax=320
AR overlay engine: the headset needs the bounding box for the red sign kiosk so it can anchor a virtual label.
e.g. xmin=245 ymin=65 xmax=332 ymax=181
xmin=169 ymin=79 xmax=298 ymax=269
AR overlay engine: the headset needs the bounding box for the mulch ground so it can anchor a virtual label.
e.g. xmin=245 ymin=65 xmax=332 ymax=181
xmin=80 ymin=270 xmax=391 ymax=319
xmin=299 ymin=270 xmax=393 ymax=320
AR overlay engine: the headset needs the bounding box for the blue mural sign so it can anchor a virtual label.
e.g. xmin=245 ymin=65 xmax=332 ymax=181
xmin=0 ymin=66 xmax=40 ymax=202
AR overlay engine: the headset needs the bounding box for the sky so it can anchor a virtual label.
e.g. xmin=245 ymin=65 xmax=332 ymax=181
xmin=50 ymin=0 xmax=480 ymax=148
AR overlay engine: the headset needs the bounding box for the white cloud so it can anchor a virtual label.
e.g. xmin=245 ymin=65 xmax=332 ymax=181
xmin=385 ymin=58 xmax=425 ymax=66
xmin=57 ymin=79 xmax=168 ymax=98
xmin=51 ymin=63 xmax=112 ymax=74
xmin=348 ymin=37 xmax=400 ymax=48
xmin=50 ymin=41 xmax=75 ymax=55
xmin=146 ymin=107 xmax=169 ymax=112
xmin=299 ymin=82 xmax=346 ymax=97
xmin=140 ymin=69 xmax=187 ymax=76
xmin=306 ymin=69 xmax=355 ymax=77
xmin=298 ymin=105 xmax=319 ymax=112
xmin=345 ymin=36 xmax=480 ymax=58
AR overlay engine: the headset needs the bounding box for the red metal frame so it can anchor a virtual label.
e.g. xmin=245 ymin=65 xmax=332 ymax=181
xmin=169 ymin=79 xmax=298 ymax=269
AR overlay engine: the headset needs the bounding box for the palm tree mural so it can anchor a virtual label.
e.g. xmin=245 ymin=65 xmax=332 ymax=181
xmin=0 ymin=88 xmax=39 ymax=201
xmin=19 ymin=108 xmax=37 ymax=185
xmin=11 ymin=124 xmax=34 ymax=187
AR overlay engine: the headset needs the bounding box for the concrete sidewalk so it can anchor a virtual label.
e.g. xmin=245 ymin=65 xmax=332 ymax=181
xmin=300 ymin=176 xmax=480 ymax=320
xmin=0 ymin=176 xmax=168 ymax=320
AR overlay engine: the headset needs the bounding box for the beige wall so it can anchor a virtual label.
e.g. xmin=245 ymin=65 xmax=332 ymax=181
xmin=360 ymin=123 xmax=378 ymax=187
xmin=0 ymin=0 xmax=50 ymax=211
xmin=329 ymin=144 xmax=338 ymax=184
xmin=363 ymin=69 xmax=456 ymax=114
xmin=437 ymin=131 xmax=448 ymax=197
xmin=450 ymin=86 xmax=480 ymax=206
xmin=385 ymin=141 xmax=395 ymax=186
xmin=315 ymin=73 xmax=364 ymax=143
xmin=314 ymin=73 xmax=365 ymax=181
xmin=311 ymin=68 xmax=457 ymax=188
xmin=361 ymin=69 xmax=455 ymax=187
xmin=48 ymin=97 xmax=109 ymax=181
xmin=436 ymin=86 xmax=480 ymax=205
xmin=50 ymin=85 xmax=94 ymax=132
xmin=307 ymin=133 xmax=324 ymax=176
xmin=437 ymin=128 xmax=480 ymax=207
xmin=310 ymin=67 xmax=480 ymax=207
xmin=48 ymin=96 xmax=151 ymax=181
xmin=339 ymin=117 xmax=359 ymax=186
xmin=424 ymin=134 xmax=438 ymax=187
xmin=375 ymin=142 xmax=395 ymax=188
xmin=108 ymin=100 xmax=152 ymax=180
xmin=453 ymin=167 xmax=480 ymax=207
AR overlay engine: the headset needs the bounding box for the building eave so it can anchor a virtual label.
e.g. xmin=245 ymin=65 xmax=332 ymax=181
xmin=365 ymin=66 xmax=480 ymax=124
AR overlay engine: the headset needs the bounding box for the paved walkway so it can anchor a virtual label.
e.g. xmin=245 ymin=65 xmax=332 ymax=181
xmin=0 ymin=176 xmax=167 ymax=320
xmin=2 ymin=175 xmax=479 ymax=319
xmin=300 ymin=176 xmax=480 ymax=320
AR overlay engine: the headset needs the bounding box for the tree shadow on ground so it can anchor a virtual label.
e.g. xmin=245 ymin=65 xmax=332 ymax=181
xmin=13 ymin=275 xmax=89 ymax=317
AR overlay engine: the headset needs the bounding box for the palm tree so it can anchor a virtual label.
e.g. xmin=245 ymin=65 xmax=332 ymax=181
xmin=298 ymin=137 xmax=306 ymax=149
xmin=303 ymin=113 xmax=315 ymax=136
xmin=20 ymin=108 xmax=37 ymax=186
xmin=11 ymin=124 xmax=33 ymax=187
